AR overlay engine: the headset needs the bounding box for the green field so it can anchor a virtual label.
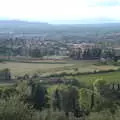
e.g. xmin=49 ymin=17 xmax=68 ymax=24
xmin=0 ymin=60 xmax=118 ymax=76
xmin=0 ymin=61 xmax=72 ymax=76
xmin=66 ymin=71 xmax=120 ymax=87
xmin=1 ymin=59 xmax=120 ymax=87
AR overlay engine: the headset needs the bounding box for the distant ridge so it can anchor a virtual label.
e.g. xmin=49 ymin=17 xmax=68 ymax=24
xmin=0 ymin=20 xmax=52 ymax=33
xmin=0 ymin=19 xmax=120 ymax=26
xmin=0 ymin=20 xmax=49 ymax=24
xmin=50 ymin=18 xmax=120 ymax=24
xmin=0 ymin=19 xmax=120 ymax=33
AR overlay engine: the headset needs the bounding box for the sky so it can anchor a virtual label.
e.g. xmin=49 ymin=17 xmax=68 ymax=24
xmin=0 ymin=0 xmax=120 ymax=24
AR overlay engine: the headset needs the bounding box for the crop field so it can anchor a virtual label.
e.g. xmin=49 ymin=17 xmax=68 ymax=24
xmin=0 ymin=59 xmax=118 ymax=76
xmin=0 ymin=61 xmax=72 ymax=76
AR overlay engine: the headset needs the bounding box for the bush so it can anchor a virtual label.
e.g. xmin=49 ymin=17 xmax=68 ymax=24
xmin=79 ymin=88 xmax=93 ymax=111
xmin=86 ymin=107 xmax=120 ymax=120
xmin=86 ymin=110 xmax=114 ymax=120
xmin=2 ymin=87 xmax=17 ymax=98
xmin=0 ymin=96 xmax=35 ymax=120
xmin=35 ymin=110 xmax=67 ymax=120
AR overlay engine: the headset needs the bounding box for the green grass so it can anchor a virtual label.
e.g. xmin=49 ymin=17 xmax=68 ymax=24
xmin=66 ymin=71 xmax=120 ymax=87
xmin=0 ymin=61 xmax=73 ymax=76
xmin=0 ymin=59 xmax=120 ymax=87
xmin=0 ymin=60 xmax=118 ymax=76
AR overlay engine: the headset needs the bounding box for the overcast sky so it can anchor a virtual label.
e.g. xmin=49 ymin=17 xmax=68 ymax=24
xmin=0 ymin=0 xmax=120 ymax=23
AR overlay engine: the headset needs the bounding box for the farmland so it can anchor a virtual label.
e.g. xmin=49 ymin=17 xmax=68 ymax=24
xmin=0 ymin=60 xmax=72 ymax=76
xmin=0 ymin=59 xmax=118 ymax=76
xmin=66 ymin=71 xmax=120 ymax=87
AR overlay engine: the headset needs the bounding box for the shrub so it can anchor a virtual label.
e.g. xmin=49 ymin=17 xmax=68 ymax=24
xmin=86 ymin=107 xmax=120 ymax=120
xmin=86 ymin=110 xmax=114 ymax=120
xmin=0 ymin=96 xmax=35 ymax=120
xmin=79 ymin=88 xmax=93 ymax=111
xmin=35 ymin=110 xmax=67 ymax=120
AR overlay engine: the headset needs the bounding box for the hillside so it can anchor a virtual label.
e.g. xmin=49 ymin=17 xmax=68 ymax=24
xmin=0 ymin=20 xmax=52 ymax=33
xmin=1 ymin=20 xmax=120 ymax=43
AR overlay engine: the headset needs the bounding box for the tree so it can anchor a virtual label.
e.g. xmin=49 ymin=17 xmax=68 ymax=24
xmin=93 ymin=79 xmax=107 ymax=95
xmin=79 ymin=87 xmax=103 ymax=112
xmin=79 ymin=88 xmax=93 ymax=111
xmin=113 ymin=56 xmax=118 ymax=62
xmin=52 ymin=89 xmax=62 ymax=111
xmin=59 ymin=86 xmax=80 ymax=116
xmin=101 ymin=49 xmax=114 ymax=59
xmin=94 ymin=79 xmax=120 ymax=100
xmin=31 ymin=48 xmax=43 ymax=58
xmin=30 ymin=83 xmax=49 ymax=110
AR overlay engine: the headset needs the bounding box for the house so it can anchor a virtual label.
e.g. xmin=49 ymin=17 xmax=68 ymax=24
xmin=71 ymin=43 xmax=97 ymax=59
xmin=113 ymin=48 xmax=120 ymax=60
xmin=114 ymin=48 xmax=120 ymax=57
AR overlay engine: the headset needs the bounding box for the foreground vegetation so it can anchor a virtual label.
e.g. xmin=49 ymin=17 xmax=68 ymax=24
xmin=0 ymin=77 xmax=120 ymax=120
xmin=0 ymin=59 xmax=120 ymax=120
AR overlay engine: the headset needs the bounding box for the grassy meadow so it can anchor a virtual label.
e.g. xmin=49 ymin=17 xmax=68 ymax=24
xmin=65 ymin=71 xmax=120 ymax=87
xmin=0 ymin=59 xmax=118 ymax=76
xmin=1 ymin=58 xmax=120 ymax=87
xmin=0 ymin=61 xmax=72 ymax=76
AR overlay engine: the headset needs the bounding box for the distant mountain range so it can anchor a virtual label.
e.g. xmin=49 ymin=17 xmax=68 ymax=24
xmin=50 ymin=18 xmax=120 ymax=24
xmin=0 ymin=20 xmax=49 ymax=25
xmin=0 ymin=19 xmax=120 ymax=33
xmin=0 ymin=19 xmax=120 ymax=25
xmin=0 ymin=20 xmax=53 ymax=33
xmin=0 ymin=20 xmax=51 ymax=28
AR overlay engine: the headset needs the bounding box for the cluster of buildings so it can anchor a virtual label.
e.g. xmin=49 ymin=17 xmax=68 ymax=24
xmin=70 ymin=42 xmax=120 ymax=60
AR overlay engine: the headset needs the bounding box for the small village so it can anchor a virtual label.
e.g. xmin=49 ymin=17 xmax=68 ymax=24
xmin=0 ymin=35 xmax=120 ymax=62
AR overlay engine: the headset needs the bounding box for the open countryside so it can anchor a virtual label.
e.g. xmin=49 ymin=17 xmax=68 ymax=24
xmin=0 ymin=59 xmax=118 ymax=76
xmin=1 ymin=20 xmax=120 ymax=120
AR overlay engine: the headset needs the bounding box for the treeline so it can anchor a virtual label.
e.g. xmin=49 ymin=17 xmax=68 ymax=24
xmin=48 ymin=68 xmax=119 ymax=78
xmin=0 ymin=46 xmax=57 ymax=58
xmin=70 ymin=47 xmax=119 ymax=61
xmin=0 ymin=38 xmax=68 ymax=58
